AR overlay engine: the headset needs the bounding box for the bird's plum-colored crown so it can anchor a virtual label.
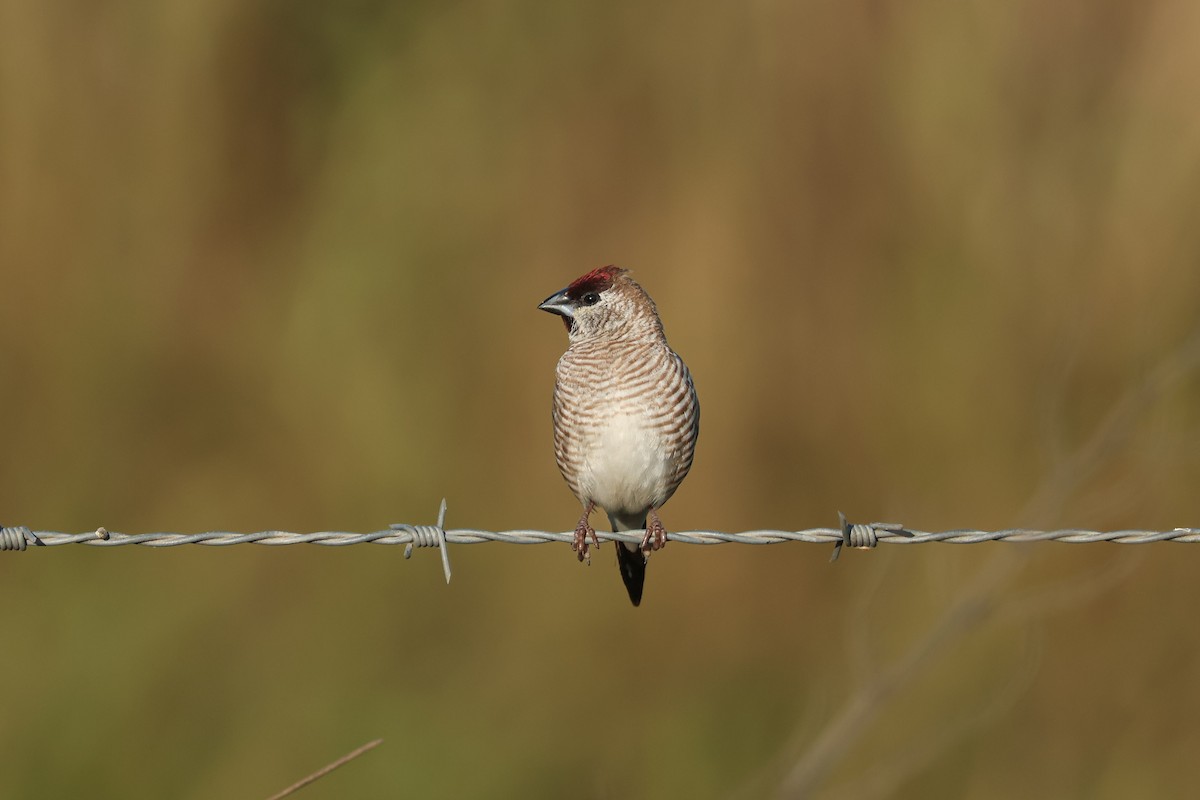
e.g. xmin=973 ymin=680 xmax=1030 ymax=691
xmin=565 ymin=265 xmax=627 ymax=302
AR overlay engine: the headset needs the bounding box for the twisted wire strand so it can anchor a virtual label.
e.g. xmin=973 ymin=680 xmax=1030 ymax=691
xmin=0 ymin=526 xmax=34 ymax=551
xmin=8 ymin=526 xmax=1200 ymax=547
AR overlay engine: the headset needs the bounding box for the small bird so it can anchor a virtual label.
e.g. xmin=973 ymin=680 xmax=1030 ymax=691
xmin=538 ymin=266 xmax=700 ymax=606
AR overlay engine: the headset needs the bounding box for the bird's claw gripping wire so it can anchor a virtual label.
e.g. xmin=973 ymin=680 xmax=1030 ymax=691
xmin=640 ymin=510 xmax=667 ymax=554
xmin=573 ymin=504 xmax=599 ymax=564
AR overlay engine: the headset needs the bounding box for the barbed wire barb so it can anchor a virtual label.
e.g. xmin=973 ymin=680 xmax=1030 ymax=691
xmin=392 ymin=498 xmax=451 ymax=584
xmin=830 ymin=512 xmax=914 ymax=562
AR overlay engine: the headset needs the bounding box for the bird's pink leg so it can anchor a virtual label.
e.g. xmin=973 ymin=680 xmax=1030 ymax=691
xmin=641 ymin=509 xmax=668 ymax=553
xmin=573 ymin=501 xmax=599 ymax=564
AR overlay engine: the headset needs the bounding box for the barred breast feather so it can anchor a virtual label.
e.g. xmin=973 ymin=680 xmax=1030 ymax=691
xmin=552 ymin=338 xmax=699 ymax=522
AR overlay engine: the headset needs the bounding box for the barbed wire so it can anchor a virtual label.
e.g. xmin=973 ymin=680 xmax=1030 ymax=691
xmin=3 ymin=502 xmax=1198 ymax=582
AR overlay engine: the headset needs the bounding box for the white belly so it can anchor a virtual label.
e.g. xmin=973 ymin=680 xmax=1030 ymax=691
xmin=579 ymin=412 xmax=671 ymax=516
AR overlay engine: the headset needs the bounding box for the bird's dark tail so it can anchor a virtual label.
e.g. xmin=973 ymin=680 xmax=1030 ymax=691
xmin=615 ymin=542 xmax=646 ymax=606
xmin=609 ymin=512 xmax=648 ymax=606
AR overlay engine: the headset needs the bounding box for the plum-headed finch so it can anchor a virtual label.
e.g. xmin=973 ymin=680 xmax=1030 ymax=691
xmin=539 ymin=266 xmax=699 ymax=606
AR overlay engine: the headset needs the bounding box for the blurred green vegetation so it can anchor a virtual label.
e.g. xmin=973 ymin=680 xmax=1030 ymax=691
xmin=2 ymin=1 xmax=1200 ymax=797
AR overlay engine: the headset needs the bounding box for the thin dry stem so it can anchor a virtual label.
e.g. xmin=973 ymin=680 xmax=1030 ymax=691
xmin=265 ymin=739 xmax=383 ymax=800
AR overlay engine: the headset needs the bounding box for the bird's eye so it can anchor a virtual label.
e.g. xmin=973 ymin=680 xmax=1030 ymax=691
xmin=581 ymin=292 xmax=601 ymax=306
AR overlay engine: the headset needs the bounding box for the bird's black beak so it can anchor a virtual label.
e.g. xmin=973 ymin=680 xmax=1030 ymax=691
xmin=539 ymin=289 xmax=576 ymax=333
xmin=537 ymin=289 xmax=574 ymax=319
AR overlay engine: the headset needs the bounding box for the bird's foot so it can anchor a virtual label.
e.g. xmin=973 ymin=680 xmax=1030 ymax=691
xmin=573 ymin=505 xmax=599 ymax=564
xmin=641 ymin=510 xmax=667 ymax=554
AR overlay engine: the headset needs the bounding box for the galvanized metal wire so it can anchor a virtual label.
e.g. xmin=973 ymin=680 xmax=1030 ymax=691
xmin=12 ymin=526 xmax=1200 ymax=545
xmin=3 ymin=504 xmax=1198 ymax=556
xmin=7 ymin=529 xmax=1200 ymax=549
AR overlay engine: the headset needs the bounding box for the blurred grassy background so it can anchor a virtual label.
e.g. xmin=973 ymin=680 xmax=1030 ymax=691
xmin=2 ymin=1 xmax=1200 ymax=797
